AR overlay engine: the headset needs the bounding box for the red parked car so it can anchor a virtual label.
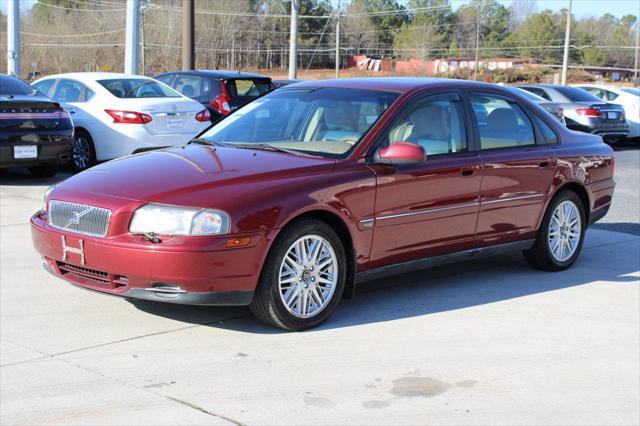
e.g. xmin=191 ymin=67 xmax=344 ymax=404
xmin=31 ymin=78 xmax=615 ymax=330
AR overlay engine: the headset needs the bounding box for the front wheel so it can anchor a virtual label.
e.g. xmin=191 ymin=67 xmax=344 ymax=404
xmin=524 ymin=191 xmax=586 ymax=271
xmin=250 ymin=219 xmax=346 ymax=331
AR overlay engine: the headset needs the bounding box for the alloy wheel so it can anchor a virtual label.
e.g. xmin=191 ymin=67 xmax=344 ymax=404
xmin=548 ymin=200 xmax=582 ymax=262
xmin=278 ymin=235 xmax=338 ymax=319
xmin=73 ymin=136 xmax=91 ymax=170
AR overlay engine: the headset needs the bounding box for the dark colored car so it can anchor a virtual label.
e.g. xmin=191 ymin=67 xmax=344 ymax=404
xmin=1 ymin=74 xmax=73 ymax=177
xmin=508 ymin=86 xmax=565 ymax=124
xmin=155 ymin=70 xmax=273 ymax=123
xmin=516 ymin=84 xmax=628 ymax=143
xmin=32 ymin=78 xmax=614 ymax=330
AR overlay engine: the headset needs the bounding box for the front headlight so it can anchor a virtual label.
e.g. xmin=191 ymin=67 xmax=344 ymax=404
xmin=129 ymin=204 xmax=230 ymax=236
xmin=43 ymin=185 xmax=55 ymax=211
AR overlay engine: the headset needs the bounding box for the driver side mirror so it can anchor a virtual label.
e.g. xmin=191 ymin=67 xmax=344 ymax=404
xmin=374 ymin=142 xmax=426 ymax=165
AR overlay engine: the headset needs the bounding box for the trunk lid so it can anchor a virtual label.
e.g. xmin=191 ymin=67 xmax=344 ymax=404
xmin=128 ymin=98 xmax=204 ymax=135
xmin=0 ymin=98 xmax=70 ymax=131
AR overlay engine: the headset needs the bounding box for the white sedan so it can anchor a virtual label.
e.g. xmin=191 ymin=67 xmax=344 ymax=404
xmin=32 ymin=73 xmax=211 ymax=171
xmin=573 ymin=84 xmax=640 ymax=139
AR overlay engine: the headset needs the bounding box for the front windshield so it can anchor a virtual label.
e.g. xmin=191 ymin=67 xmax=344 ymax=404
xmin=199 ymin=87 xmax=399 ymax=157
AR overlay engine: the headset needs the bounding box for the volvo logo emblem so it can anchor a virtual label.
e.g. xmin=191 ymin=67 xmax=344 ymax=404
xmin=64 ymin=208 xmax=92 ymax=229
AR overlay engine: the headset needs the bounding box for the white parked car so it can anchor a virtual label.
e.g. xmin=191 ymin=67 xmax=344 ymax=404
xmin=32 ymin=73 xmax=211 ymax=171
xmin=573 ymin=84 xmax=640 ymax=139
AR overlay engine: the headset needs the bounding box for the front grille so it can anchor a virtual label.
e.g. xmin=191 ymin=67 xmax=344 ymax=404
xmin=58 ymin=262 xmax=110 ymax=285
xmin=48 ymin=200 xmax=111 ymax=237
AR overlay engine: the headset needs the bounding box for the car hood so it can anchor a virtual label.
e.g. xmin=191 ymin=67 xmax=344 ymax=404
xmin=54 ymin=145 xmax=336 ymax=208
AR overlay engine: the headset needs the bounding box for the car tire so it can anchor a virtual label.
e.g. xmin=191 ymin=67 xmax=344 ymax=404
xmin=72 ymin=130 xmax=96 ymax=172
xmin=28 ymin=163 xmax=58 ymax=178
xmin=250 ymin=218 xmax=347 ymax=331
xmin=524 ymin=190 xmax=586 ymax=271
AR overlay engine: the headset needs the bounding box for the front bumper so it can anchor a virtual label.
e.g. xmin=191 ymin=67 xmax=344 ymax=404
xmin=31 ymin=212 xmax=266 ymax=306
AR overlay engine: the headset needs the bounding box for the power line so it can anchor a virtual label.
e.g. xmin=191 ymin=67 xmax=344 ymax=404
xmin=20 ymin=28 xmax=125 ymax=38
xmin=33 ymin=2 xmax=125 ymax=12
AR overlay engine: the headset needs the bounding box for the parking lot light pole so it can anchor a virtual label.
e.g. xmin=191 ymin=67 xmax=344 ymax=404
xmin=124 ymin=0 xmax=140 ymax=75
xmin=335 ymin=0 xmax=341 ymax=79
xmin=182 ymin=0 xmax=195 ymax=70
xmin=6 ymin=0 xmax=20 ymax=77
xmin=288 ymin=0 xmax=299 ymax=80
xmin=561 ymin=0 xmax=573 ymax=86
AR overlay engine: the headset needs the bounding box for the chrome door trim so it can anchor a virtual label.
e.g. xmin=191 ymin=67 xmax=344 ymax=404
xmin=481 ymin=193 xmax=545 ymax=205
xmin=373 ymin=201 xmax=480 ymax=222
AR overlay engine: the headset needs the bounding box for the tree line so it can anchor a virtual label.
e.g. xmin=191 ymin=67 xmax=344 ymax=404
xmin=0 ymin=0 xmax=637 ymax=77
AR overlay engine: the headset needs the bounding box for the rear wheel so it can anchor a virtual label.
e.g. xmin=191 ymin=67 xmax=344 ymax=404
xmin=250 ymin=219 xmax=346 ymax=331
xmin=28 ymin=163 xmax=58 ymax=178
xmin=72 ymin=130 xmax=96 ymax=172
xmin=524 ymin=191 xmax=586 ymax=271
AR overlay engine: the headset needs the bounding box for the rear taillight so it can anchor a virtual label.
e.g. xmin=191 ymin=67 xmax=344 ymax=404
xmin=576 ymin=107 xmax=602 ymax=118
xmin=210 ymin=81 xmax=232 ymax=116
xmin=195 ymin=109 xmax=211 ymax=122
xmin=611 ymin=156 xmax=615 ymax=177
xmin=105 ymin=109 xmax=152 ymax=124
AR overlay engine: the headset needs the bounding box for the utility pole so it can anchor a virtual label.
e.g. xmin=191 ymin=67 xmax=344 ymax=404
xmin=7 ymin=0 xmax=20 ymax=77
xmin=182 ymin=0 xmax=195 ymax=70
xmin=335 ymin=0 xmax=341 ymax=78
xmin=634 ymin=1 xmax=639 ymax=83
xmin=124 ymin=0 xmax=140 ymax=74
xmin=473 ymin=0 xmax=482 ymax=80
xmin=288 ymin=0 xmax=299 ymax=80
xmin=561 ymin=0 xmax=573 ymax=85
xmin=140 ymin=5 xmax=145 ymax=75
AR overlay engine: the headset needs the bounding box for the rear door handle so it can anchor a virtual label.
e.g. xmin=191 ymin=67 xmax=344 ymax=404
xmin=539 ymin=161 xmax=550 ymax=168
xmin=67 ymin=109 xmax=76 ymax=114
xmin=460 ymin=168 xmax=475 ymax=176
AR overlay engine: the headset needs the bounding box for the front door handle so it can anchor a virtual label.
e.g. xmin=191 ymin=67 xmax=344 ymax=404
xmin=539 ymin=160 xmax=550 ymax=168
xmin=67 ymin=109 xmax=76 ymax=114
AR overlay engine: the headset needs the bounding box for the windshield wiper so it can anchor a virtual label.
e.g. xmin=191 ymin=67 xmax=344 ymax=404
xmin=227 ymin=143 xmax=319 ymax=157
xmin=187 ymin=138 xmax=219 ymax=146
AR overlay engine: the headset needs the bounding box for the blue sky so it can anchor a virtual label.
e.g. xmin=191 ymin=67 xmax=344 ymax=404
xmin=1 ymin=0 xmax=639 ymax=19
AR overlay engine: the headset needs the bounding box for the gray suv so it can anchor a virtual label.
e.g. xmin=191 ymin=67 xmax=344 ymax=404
xmin=517 ymin=84 xmax=628 ymax=143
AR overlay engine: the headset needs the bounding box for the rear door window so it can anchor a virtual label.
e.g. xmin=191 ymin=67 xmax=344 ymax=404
xmin=32 ymin=79 xmax=56 ymax=97
xmin=155 ymin=74 xmax=174 ymax=86
xmin=555 ymin=86 xmax=601 ymax=102
xmin=533 ymin=115 xmax=559 ymax=144
xmin=471 ymin=93 xmax=536 ymax=149
xmin=52 ymin=79 xmax=92 ymax=102
xmin=173 ymin=75 xmax=213 ymax=102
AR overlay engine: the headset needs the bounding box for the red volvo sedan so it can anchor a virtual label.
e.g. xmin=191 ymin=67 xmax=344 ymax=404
xmin=31 ymin=78 xmax=615 ymax=330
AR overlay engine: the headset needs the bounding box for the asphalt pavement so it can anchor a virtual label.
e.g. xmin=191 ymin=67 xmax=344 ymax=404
xmin=0 ymin=146 xmax=638 ymax=425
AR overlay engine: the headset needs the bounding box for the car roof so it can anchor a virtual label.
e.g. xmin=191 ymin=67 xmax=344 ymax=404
xmin=156 ymin=70 xmax=271 ymax=80
xmin=36 ymin=72 xmax=153 ymax=82
xmin=278 ymin=77 xmax=499 ymax=94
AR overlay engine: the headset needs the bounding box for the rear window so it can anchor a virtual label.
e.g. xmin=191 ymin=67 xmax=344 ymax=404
xmin=98 ymin=78 xmax=181 ymax=98
xmin=225 ymin=79 xmax=271 ymax=98
xmin=0 ymin=75 xmax=39 ymax=96
xmin=555 ymin=86 xmax=601 ymax=102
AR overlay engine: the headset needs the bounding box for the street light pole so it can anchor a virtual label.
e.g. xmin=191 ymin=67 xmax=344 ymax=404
xmin=182 ymin=0 xmax=195 ymax=70
xmin=335 ymin=0 xmax=341 ymax=78
xmin=288 ymin=0 xmax=299 ymax=80
xmin=561 ymin=0 xmax=573 ymax=85
xmin=124 ymin=0 xmax=140 ymax=74
xmin=7 ymin=0 xmax=20 ymax=77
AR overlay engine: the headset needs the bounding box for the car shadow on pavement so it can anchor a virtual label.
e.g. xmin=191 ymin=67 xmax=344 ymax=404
xmin=592 ymin=222 xmax=640 ymax=236
xmin=0 ymin=168 xmax=71 ymax=186
xmin=129 ymin=245 xmax=640 ymax=334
